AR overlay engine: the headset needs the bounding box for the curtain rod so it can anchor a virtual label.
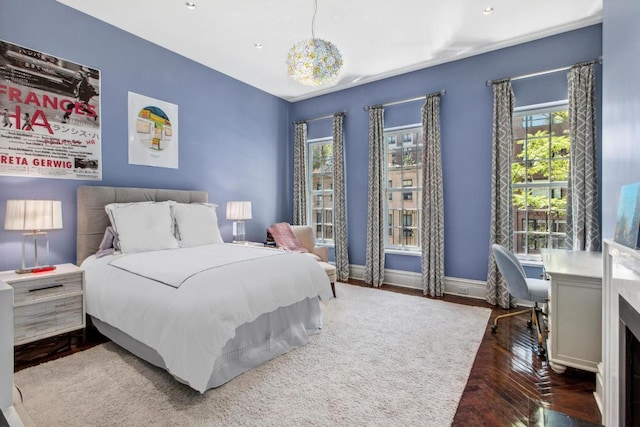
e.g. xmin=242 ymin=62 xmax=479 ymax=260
xmin=485 ymin=56 xmax=602 ymax=87
xmin=363 ymin=89 xmax=447 ymax=111
xmin=292 ymin=110 xmax=346 ymax=125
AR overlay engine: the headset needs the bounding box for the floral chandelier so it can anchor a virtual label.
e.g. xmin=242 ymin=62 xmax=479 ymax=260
xmin=287 ymin=0 xmax=343 ymax=86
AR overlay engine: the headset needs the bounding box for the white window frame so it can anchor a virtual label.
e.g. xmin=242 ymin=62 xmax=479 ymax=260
xmin=512 ymin=100 xmax=569 ymax=262
xmin=384 ymin=123 xmax=422 ymax=254
xmin=307 ymin=137 xmax=334 ymax=245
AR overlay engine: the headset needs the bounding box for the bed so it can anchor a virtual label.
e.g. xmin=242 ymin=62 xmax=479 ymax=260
xmin=76 ymin=185 xmax=332 ymax=393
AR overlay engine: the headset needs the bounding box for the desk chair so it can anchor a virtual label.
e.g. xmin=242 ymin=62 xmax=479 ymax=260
xmin=491 ymin=244 xmax=549 ymax=355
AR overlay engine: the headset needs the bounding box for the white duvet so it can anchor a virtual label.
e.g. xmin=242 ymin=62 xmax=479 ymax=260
xmin=81 ymin=243 xmax=332 ymax=393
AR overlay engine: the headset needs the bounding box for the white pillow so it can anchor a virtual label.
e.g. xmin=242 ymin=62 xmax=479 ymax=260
xmin=105 ymin=201 xmax=177 ymax=235
xmin=174 ymin=203 xmax=224 ymax=247
xmin=106 ymin=202 xmax=179 ymax=253
xmin=105 ymin=201 xmax=153 ymax=230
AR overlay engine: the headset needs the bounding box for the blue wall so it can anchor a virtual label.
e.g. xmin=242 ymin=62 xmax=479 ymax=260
xmin=0 ymin=0 xmax=292 ymax=271
xmin=602 ymin=0 xmax=640 ymax=237
xmin=0 ymin=0 xmax=604 ymax=283
xmin=292 ymin=25 xmax=602 ymax=282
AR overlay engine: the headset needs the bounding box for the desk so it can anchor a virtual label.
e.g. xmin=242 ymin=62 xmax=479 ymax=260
xmin=541 ymin=249 xmax=602 ymax=374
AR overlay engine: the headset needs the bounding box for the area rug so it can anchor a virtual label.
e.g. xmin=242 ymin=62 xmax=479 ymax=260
xmin=15 ymin=283 xmax=491 ymax=426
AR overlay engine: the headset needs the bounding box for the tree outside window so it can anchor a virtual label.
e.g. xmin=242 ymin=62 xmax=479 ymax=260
xmin=512 ymin=106 xmax=569 ymax=258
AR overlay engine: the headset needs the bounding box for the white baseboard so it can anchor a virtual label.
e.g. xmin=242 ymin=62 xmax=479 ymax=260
xmin=348 ymin=264 xmax=486 ymax=300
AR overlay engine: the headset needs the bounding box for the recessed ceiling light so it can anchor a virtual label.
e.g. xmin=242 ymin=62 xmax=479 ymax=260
xmin=483 ymin=7 xmax=494 ymax=15
xmin=185 ymin=2 xmax=196 ymax=10
xmin=254 ymin=43 xmax=263 ymax=49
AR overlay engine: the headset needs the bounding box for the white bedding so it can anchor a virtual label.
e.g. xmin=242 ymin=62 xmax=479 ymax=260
xmin=81 ymin=243 xmax=332 ymax=393
xmin=108 ymin=244 xmax=289 ymax=288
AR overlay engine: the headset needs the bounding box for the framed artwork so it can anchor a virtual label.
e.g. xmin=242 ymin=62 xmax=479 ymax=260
xmin=614 ymin=183 xmax=640 ymax=249
xmin=128 ymin=91 xmax=178 ymax=169
xmin=0 ymin=39 xmax=101 ymax=180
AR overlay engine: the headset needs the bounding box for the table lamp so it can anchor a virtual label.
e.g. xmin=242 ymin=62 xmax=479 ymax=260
xmin=226 ymin=201 xmax=252 ymax=243
xmin=4 ymin=200 xmax=63 ymax=273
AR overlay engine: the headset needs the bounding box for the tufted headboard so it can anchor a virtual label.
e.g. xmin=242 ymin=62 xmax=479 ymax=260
xmin=76 ymin=185 xmax=208 ymax=265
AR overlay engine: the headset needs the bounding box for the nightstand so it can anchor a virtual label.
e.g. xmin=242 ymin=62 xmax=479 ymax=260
xmin=0 ymin=264 xmax=85 ymax=346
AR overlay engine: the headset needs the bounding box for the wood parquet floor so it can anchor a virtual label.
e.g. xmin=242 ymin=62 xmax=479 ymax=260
xmin=15 ymin=280 xmax=602 ymax=426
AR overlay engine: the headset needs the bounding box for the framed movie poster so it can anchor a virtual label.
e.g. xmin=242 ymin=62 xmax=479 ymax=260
xmin=127 ymin=91 xmax=178 ymax=169
xmin=614 ymin=183 xmax=640 ymax=249
xmin=0 ymin=39 xmax=101 ymax=180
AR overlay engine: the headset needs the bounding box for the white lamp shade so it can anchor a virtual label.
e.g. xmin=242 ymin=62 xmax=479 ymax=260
xmin=4 ymin=200 xmax=63 ymax=231
xmin=226 ymin=201 xmax=252 ymax=221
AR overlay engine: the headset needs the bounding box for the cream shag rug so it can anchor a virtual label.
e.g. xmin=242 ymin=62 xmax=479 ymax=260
xmin=15 ymin=283 xmax=491 ymax=426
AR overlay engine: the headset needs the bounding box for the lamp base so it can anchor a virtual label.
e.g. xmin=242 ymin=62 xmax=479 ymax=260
xmin=15 ymin=265 xmax=56 ymax=275
xmin=20 ymin=231 xmax=52 ymax=273
xmin=232 ymin=220 xmax=246 ymax=243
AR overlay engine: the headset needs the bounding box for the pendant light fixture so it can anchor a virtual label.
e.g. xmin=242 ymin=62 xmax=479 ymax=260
xmin=286 ymin=0 xmax=343 ymax=86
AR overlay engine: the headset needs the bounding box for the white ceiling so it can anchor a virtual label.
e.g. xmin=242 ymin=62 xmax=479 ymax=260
xmin=56 ymin=0 xmax=602 ymax=102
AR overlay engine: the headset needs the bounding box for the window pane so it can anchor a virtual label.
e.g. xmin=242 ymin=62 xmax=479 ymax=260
xmin=384 ymin=124 xmax=423 ymax=250
xmin=511 ymin=161 xmax=527 ymax=184
xmin=511 ymin=104 xmax=569 ymax=257
xmin=307 ymin=139 xmax=334 ymax=244
xmin=550 ymin=159 xmax=569 ymax=181
xmin=325 ymin=225 xmax=333 ymax=240
xmin=322 ymin=175 xmax=333 ymax=191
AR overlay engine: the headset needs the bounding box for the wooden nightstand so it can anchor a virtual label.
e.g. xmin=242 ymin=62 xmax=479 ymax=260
xmin=0 ymin=264 xmax=85 ymax=346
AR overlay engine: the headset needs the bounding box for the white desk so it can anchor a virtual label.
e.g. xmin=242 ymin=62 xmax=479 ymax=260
xmin=540 ymin=249 xmax=603 ymax=374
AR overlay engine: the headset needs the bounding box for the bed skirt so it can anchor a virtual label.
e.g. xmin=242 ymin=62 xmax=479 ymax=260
xmin=90 ymin=296 xmax=323 ymax=392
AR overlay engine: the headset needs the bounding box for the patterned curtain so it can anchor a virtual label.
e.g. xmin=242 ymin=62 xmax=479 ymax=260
xmin=421 ymin=93 xmax=445 ymax=297
xmin=293 ymin=121 xmax=308 ymax=225
xmin=332 ymin=113 xmax=350 ymax=281
xmin=365 ymin=106 xmax=385 ymax=287
xmin=486 ymin=80 xmax=515 ymax=309
xmin=566 ymin=62 xmax=600 ymax=252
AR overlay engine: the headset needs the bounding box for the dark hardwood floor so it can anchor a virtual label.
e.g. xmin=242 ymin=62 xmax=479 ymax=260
xmin=14 ymin=280 xmax=601 ymax=426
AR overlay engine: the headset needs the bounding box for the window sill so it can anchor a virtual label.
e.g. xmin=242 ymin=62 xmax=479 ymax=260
xmin=385 ymin=248 xmax=421 ymax=257
xmin=316 ymin=242 xmax=334 ymax=248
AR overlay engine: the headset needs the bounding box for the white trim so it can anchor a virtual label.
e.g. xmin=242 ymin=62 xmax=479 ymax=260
xmin=348 ymin=264 xmax=487 ymax=300
xmin=385 ymin=249 xmax=421 ymax=257
xmin=307 ymin=136 xmax=332 ymax=144
xmin=384 ymin=123 xmax=421 ymax=132
xmin=513 ymin=100 xmax=568 ymax=113
xmin=347 ymin=264 xmax=541 ymax=307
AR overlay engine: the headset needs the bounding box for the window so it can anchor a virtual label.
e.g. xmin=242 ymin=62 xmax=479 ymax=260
xmin=308 ymin=138 xmax=334 ymax=243
xmin=512 ymin=103 xmax=569 ymax=258
xmin=385 ymin=124 xmax=422 ymax=250
xmin=402 ymin=132 xmax=414 ymax=144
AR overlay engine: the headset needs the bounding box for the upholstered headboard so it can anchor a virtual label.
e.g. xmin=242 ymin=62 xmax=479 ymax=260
xmin=76 ymin=185 xmax=208 ymax=265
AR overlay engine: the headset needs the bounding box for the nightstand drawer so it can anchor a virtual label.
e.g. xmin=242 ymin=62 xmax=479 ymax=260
xmin=14 ymin=295 xmax=83 ymax=344
xmin=12 ymin=272 xmax=83 ymax=305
